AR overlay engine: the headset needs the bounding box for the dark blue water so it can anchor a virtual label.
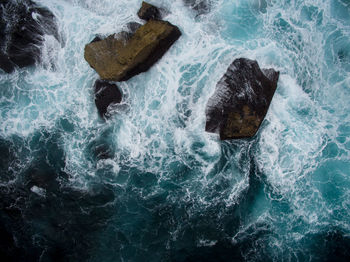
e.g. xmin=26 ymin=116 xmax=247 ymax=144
xmin=1 ymin=0 xmax=350 ymax=261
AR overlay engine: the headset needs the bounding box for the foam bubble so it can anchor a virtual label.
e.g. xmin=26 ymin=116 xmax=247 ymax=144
xmin=1 ymin=0 xmax=350 ymax=260
xmin=30 ymin=185 xmax=46 ymax=197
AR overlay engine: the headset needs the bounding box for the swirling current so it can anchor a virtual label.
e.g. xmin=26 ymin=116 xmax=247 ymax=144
xmin=1 ymin=0 xmax=350 ymax=261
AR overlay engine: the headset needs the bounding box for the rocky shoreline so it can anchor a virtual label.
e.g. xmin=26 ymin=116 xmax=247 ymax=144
xmin=84 ymin=2 xmax=182 ymax=118
xmin=0 ymin=1 xmax=279 ymax=139
xmin=84 ymin=2 xmax=279 ymax=138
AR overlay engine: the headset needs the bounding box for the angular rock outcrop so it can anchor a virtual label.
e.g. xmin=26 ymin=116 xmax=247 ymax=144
xmin=205 ymin=58 xmax=279 ymax=140
xmin=116 ymin=22 xmax=142 ymax=42
xmin=0 ymin=0 xmax=59 ymax=73
xmin=84 ymin=20 xmax=181 ymax=81
xmin=94 ymin=80 xmax=122 ymax=118
xmin=90 ymin=36 xmax=102 ymax=43
xmin=89 ymin=22 xmax=142 ymax=46
xmin=137 ymin=1 xmax=162 ymax=21
xmin=126 ymin=22 xmax=142 ymax=34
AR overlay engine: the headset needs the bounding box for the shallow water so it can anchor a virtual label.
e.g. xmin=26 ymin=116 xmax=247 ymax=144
xmin=1 ymin=0 xmax=350 ymax=261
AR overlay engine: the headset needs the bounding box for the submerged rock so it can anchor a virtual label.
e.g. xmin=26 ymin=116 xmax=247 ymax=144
xmin=0 ymin=0 xmax=59 ymax=73
xmin=0 ymin=52 xmax=14 ymax=73
xmin=126 ymin=22 xmax=142 ymax=34
xmin=183 ymin=0 xmax=211 ymax=16
xmin=94 ymin=80 xmax=122 ymax=118
xmin=205 ymin=58 xmax=279 ymax=140
xmin=117 ymin=22 xmax=142 ymax=42
xmin=91 ymin=22 xmax=142 ymax=45
xmin=137 ymin=1 xmax=162 ymax=21
xmin=84 ymin=20 xmax=181 ymax=81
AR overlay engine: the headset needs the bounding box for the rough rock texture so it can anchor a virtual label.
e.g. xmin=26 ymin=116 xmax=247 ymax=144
xmin=84 ymin=20 xmax=181 ymax=81
xmin=183 ymin=0 xmax=211 ymax=16
xmin=90 ymin=36 xmax=102 ymax=43
xmin=117 ymin=22 xmax=142 ymax=42
xmin=0 ymin=0 xmax=59 ymax=73
xmin=137 ymin=1 xmax=161 ymax=21
xmin=126 ymin=22 xmax=142 ymax=34
xmin=205 ymin=58 xmax=279 ymax=140
xmin=94 ymin=80 xmax=122 ymax=118
xmin=90 ymin=22 xmax=142 ymax=45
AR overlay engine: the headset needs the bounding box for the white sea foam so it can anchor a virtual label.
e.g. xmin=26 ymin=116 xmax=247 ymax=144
xmin=31 ymin=185 xmax=46 ymax=197
xmin=1 ymin=0 xmax=350 ymax=259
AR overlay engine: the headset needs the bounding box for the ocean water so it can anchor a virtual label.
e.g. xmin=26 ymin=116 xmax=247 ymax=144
xmin=1 ymin=0 xmax=350 ymax=261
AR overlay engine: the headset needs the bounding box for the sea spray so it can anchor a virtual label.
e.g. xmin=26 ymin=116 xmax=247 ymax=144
xmin=1 ymin=0 xmax=350 ymax=261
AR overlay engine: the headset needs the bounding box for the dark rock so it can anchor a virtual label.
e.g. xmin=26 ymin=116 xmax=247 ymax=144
xmin=0 ymin=0 xmax=59 ymax=73
xmin=86 ymin=128 xmax=115 ymax=162
xmin=0 ymin=51 xmax=15 ymax=73
xmin=25 ymin=130 xmax=68 ymax=191
xmin=90 ymin=36 xmax=102 ymax=43
xmin=137 ymin=1 xmax=161 ymax=21
xmin=84 ymin=20 xmax=181 ymax=81
xmin=183 ymin=0 xmax=211 ymax=16
xmin=114 ymin=31 xmax=133 ymax=43
xmin=90 ymin=23 xmax=141 ymax=46
xmin=94 ymin=80 xmax=122 ymax=117
xmin=118 ymin=22 xmax=142 ymax=42
xmin=126 ymin=22 xmax=142 ymax=34
xmin=92 ymin=141 xmax=113 ymax=160
xmin=205 ymin=58 xmax=279 ymax=140
xmin=26 ymin=165 xmax=61 ymax=191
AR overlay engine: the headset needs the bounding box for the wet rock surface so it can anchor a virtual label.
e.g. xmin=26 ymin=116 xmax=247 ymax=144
xmin=137 ymin=1 xmax=162 ymax=21
xmin=183 ymin=0 xmax=211 ymax=16
xmin=126 ymin=22 xmax=142 ymax=34
xmin=0 ymin=0 xmax=59 ymax=73
xmin=205 ymin=58 xmax=279 ymax=140
xmin=84 ymin=20 xmax=181 ymax=81
xmin=94 ymin=80 xmax=122 ymax=118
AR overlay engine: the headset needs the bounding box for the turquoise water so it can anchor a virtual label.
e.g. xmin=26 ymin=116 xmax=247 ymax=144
xmin=1 ymin=0 xmax=350 ymax=261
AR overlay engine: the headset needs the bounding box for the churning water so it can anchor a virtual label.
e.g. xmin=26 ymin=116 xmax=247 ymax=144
xmin=1 ymin=0 xmax=350 ymax=261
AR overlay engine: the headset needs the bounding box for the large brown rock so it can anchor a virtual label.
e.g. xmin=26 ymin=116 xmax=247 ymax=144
xmin=84 ymin=20 xmax=181 ymax=81
xmin=205 ymin=58 xmax=279 ymax=140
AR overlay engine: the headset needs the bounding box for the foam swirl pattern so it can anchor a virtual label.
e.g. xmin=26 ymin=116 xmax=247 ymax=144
xmin=1 ymin=0 xmax=350 ymax=261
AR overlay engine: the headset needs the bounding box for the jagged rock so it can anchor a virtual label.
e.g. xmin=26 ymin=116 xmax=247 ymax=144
xmin=0 ymin=0 xmax=59 ymax=73
xmin=126 ymin=22 xmax=142 ymax=34
xmin=84 ymin=20 xmax=181 ymax=81
xmin=205 ymin=58 xmax=279 ymax=140
xmin=90 ymin=36 xmax=102 ymax=43
xmin=86 ymin=129 xmax=115 ymax=161
xmin=183 ymin=0 xmax=211 ymax=16
xmin=115 ymin=22 xmax=142 ymax=42
xmin=93 ymin=22 xmax=142 ymax=45
xmin=137 ymin=1 xmax=162 ymax=21
xmin=94 ymin=80 xmax=122 ymax=118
